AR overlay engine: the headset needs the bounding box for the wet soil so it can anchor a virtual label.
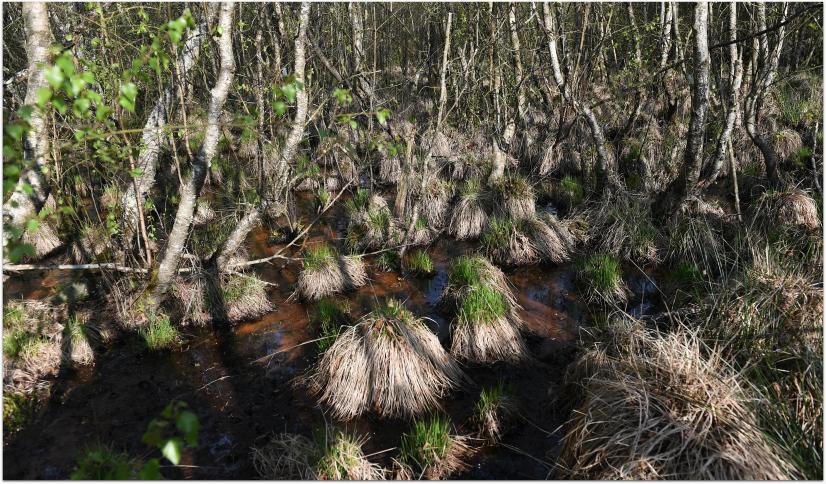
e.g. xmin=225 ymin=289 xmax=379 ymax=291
xmin=3 ymin=192 xmax=663 ymax=479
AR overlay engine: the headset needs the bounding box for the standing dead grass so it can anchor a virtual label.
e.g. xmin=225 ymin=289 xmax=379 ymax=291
xmin=306 ymin=299 xmax=466 ymax=420
xmin=296 ymin=243 xmax=367 ymax=301
xmin=252 ymin=429 xmax=385 ymax=480
xmin=560 ymin=319 xmax=798 ymax=479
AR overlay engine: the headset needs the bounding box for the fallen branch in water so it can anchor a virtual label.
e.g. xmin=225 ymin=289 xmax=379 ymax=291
xmin=3 ymin=262 xmax=149 ymax=273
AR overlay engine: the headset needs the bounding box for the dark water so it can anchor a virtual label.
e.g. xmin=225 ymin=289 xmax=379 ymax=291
xmin=2 ymin=192 xmax=661 ymax=479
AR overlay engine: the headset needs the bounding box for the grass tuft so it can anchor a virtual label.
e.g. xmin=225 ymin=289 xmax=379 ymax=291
xmin=407 ymin=249 xmax=434 ymax=274
xmin=303 ymin=243 xmax=336 ymax=271
xmin=400 ymin=415 xmax=453 ymax=469
xmin=456 ymin=285 xmax=508 ymax=325
xmin=139 ymin=313 xmax=181 ymax=351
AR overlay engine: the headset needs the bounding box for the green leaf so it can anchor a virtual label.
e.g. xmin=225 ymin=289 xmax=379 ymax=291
xmin=161 ymin=438 xmax=183 ymax=465
xmin=73 ymin=98 xmax=91 ymax=116
xmin=69 ymin=77 xmax=86 ymax=97
xmin=281 ymin=83 xmax=297 ymax=103
xmin=55 ymin=54 xmax=76 ymax=76
xmin=176 ymin=411 xmax=199 ymax=446
xmin=120 ymin=82 xmax=138 ymax=101
xmin=44 ymin=65 xmax=64 ymax=89
xmin=138 ymin=458 xmax=162 ymax=480
xmin=272 ymin=100 xmax=287 ymax=116
xmin=130 ymin=168 xmax=144 ymax=177
xmin=52 ymin=97 xmax=67 ymax=115
xmin=36 ymin=87 xmax=52 ymax=108
xmin=376 ymin=108 xmax=391 ymax=126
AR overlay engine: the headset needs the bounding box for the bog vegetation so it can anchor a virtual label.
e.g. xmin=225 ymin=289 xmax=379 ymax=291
xmin=2 ymin=1 xmax=823 ymax=479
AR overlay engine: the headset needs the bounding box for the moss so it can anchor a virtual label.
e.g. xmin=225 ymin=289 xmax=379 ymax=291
xmin=3 ymin=391 xmax=38 ymax=434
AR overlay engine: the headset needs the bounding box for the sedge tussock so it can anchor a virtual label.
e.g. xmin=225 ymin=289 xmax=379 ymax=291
xmin=252 ymin=431 xmax=385 ymax=480
xmin=559 ymin=322 xmax=798 ymax=480
xmin=493 ymin=174 xmax=536 ymax=221
xmin=306 ymin=299 xmax=466 ymax=420
xmin=419 ymin=177 xmax=451 ymax=228
xmin=754 ymin=189 xmax=820 ymax=232
xmin=481 ymin=217 xmax=538 ymax=266
xmin=473 ymin=382 xmax=517 ymax=444
xmin=449 ymin=284 xmax=530 ymax=364
xmin=297 ymin=244 xmax=367 ymax=301
xmin=448 ymin=179 xmax=489 ymax=240
xmin=395 ymin=414 xmax=470 ymax=480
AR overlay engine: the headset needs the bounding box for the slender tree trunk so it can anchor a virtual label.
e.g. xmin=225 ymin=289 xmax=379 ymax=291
xmin=120 ymin=9 xmax=212 ymax=248
xmin=658 ymin=1 xmax=710 ymax=213
xmin=702 ymin=2 xmax=742 ymax=186
xmin=215 ymin=2 xmax=311 ymax=269
xmin=744 ymin=2 xmax=788 ymax=186
xmin=541 ymin=2 xmax=618 ymax=191
xmin=3 ymin=2 xmax=54 ymax=255
xmin=659 ymin=1 xmax=673 ymax=69
xmin=627 ymin=4 xmax=643 ymax=67
xmin=508 ymin=4 xmax=527 ymax=121
xmin=153 ymin=2 xmax=235 ymax=298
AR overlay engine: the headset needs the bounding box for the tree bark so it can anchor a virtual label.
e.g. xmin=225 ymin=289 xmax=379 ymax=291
xmin=508 ymin=4 xmax=527 ymax=121
xmin=541 ymin=2 xmax=618 ymax=191
xmin=215 ymin=2 xmax=311 ymax=270
xmin=702 ymin=2 xmax=742 ymax=186
xmin=153 ymin=2 xmax=235 ymax=298
xmin=120 ymin=8 xmax=213 ymax=247
xmin=3 ymin=2 xmax=55 ymax=255
xmin=658 ymin=1 xmax=710 ymax=213
xmin=744 ymin=2 xmax=788 ymax=186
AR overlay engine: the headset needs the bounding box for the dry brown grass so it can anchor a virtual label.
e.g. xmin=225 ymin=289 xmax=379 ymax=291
xmin=524 ymin=214 xmax=574 ymax=264
xmin=560 ymin=321 xmax=797 ymax=480
xmin=450 ymin=313 xmax=529 ymax=364
xmin=573 ymin=191 xmax=662 ymax=265
xmin=3 ymin=300 xmax=64 ymax=389
xmin=419 ymin=177 xmax=451 ymax=228
xmin=252 ymin=431 xmax=385 ymax=480
xmin=774 ymin=128 xmax=804 ymax=162
xmin=297 ymin=255 xmax=367 ymax=301
xmin=394 ymin=437 xmax=470 ymax=480
xmin=306 ymin=299 xmax=466 ymax=420
xmin=448 ymin=185 xmax=489 ymax=240
xmin=193 ymin=201 xmax=215 ymax=226
xmin=755 ymin=189 xmax=820 ymax=232
xmin=378 ymin=153 xmax=401 ymax=184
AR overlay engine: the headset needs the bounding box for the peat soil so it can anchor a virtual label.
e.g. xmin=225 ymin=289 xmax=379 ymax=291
xmin=2 ymin=193 xmax=662 ymax=479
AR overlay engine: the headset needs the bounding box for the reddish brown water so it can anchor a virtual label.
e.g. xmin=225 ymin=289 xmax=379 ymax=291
xmin=2 ymin=192 xmax=661 ymax=479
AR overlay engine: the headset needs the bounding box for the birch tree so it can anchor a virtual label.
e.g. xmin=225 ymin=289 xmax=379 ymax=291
xmin=3 ymin=2 xmax=55 ymax=257
xmin=659 ymin=1 xmax=710 ymax=212
xmin=153 ymin=2 xmax=236 ymax=298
